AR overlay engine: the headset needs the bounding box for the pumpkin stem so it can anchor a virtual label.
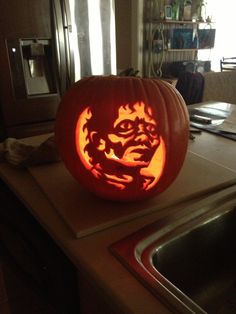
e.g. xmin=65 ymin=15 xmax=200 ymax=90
xmin=118 ymin=68 xmax=139 ymax=77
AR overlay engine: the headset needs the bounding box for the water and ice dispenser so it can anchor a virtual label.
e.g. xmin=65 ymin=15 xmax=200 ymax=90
xmin=7 ymin=38 xmax=57 ymax=98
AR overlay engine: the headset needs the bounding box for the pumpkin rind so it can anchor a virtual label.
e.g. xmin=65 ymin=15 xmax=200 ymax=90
xmin=55 ymin=76 xmax=189 ymax=201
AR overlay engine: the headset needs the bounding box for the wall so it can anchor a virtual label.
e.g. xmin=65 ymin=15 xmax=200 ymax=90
xmin=115 ymin=0 xmax=132 ymax=73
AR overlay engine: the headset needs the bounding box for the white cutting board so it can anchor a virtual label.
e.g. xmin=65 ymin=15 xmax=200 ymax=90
xmin=28 ymin=151 xmax=236 ymax=238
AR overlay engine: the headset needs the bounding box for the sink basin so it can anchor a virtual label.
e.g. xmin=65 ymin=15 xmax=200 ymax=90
xmin=152 ymin=205 xmax=236 ymax=313
xmin=110 ymin=184 xmax=236 ymax=313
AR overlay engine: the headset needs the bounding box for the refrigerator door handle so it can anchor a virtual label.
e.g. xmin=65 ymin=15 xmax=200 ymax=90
xmin=52 ymin=0 xmax=67 ymax=95
xmin=62 ymin=0 xmax=75 ymax=85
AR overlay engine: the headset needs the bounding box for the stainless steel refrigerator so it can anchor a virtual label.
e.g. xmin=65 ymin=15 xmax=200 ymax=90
xmin=53 ymin=0 xmax=117 ymax=95
xmin=0 ymin=0 xmax=116 ymax=139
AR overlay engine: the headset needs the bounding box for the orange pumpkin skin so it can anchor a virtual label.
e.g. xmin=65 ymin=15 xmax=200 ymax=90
xmin=55 ymin=76 xmax=189 ymax=201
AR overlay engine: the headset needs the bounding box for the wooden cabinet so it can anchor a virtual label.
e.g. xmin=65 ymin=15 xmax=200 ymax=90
xmin=0 ymin=179 xmax=80 ymax=313
xmin=0 ymin=0 xmax=60 ymax=140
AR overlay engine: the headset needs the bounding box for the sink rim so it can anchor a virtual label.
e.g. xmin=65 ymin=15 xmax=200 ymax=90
xmin=110 ymin=184 xmax=236 ymax=314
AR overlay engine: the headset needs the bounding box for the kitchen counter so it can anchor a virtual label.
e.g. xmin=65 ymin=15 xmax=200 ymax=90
xmin=0 ymin=129 xmax=236 ymax=313
xmin=188 ymin=101 xmax=236 ymax=172
xmin=189 ymin=130 xmax=236 ymax=171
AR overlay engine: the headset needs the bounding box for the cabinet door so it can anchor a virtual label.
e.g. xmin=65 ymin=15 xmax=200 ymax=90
xmin=0 ymin=0 xmax=60 ymax=138
xmin=0 ymin=179 xmax=80 ymax=314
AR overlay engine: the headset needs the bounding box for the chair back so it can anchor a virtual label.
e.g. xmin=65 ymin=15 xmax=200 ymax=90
xmin=220 ymin=57 xmax=236 ymax=71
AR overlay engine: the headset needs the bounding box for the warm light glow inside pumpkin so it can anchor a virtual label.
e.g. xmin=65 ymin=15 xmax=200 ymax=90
xmin=75 ymin=101 xmax=166 ymax=191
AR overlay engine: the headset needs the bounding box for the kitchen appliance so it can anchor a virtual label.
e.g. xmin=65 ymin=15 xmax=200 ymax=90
xmin=0 ymin=0 xmax=116 ymax=139
xmin=53 ymin=0 xmax=116 ymax=95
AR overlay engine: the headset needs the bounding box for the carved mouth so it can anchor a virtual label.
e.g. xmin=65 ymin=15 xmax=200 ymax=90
xmin=127 ymin=145 xmax=150 ymax=154
xmin=131 ymin=148 xmax=150 ymax=154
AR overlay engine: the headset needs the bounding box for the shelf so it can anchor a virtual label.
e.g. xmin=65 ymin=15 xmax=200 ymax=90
xmin=164 ymin=48 xmax=213 ymax=53
xmin=147 ymin=19 xmax=213 ymax=25
xmin=167 ymin=49 xmax=198 ymax=52
xmin=144 ymin=5 xmax=216 ymax=78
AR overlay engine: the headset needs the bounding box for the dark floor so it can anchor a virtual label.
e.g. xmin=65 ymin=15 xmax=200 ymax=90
xmin=0 ymin=252 xmax=58 ymax=314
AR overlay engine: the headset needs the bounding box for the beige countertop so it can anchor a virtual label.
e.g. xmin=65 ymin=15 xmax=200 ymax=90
xmin=188 ymin=101 xmax=236 ymax=172
xmin=189 ymin=131 xmax=236 ymax=172
xmin=0 ymin=130 xmax=235 ymax=313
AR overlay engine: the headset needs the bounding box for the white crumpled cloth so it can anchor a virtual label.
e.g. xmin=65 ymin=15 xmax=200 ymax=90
xmin=0 ymin=135 xmax=60 ymax=168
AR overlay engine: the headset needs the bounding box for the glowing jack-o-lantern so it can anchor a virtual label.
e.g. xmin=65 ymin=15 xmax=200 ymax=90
xmin=55 ymin=76 xmax=189 ymax=201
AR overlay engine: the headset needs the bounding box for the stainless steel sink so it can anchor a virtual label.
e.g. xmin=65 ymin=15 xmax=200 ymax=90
xmin=110 ymin=184 xmax=236 ymax=314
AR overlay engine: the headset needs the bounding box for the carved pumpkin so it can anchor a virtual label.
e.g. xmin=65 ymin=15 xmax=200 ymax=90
xmin=55 ymin=76 xmax=189 ymax=201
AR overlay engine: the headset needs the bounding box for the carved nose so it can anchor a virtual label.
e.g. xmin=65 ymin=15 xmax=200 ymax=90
xmin=136 ymin=131 xmax=149 ymax=143
xmin=135 ymin=124 xmax=149 ymax=142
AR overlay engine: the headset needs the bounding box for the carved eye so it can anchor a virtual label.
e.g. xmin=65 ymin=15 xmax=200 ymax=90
xmin=146 ymin=123 xmax=158 ymax=135
xmin=115 ymin=120 xmax=135 ymax=132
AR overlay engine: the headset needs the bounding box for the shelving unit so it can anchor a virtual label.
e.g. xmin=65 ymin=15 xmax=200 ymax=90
xmin=143 ymin=2 xmax=215 ymax=78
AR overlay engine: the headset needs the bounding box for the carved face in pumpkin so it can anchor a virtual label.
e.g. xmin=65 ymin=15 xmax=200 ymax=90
xmin=104 ymin=102 xmax=160 ymax=167
xmin=56 ymin=76 xmax=189 ymax=201
xmin=76 ymin=101 xmax=166 ymax=191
